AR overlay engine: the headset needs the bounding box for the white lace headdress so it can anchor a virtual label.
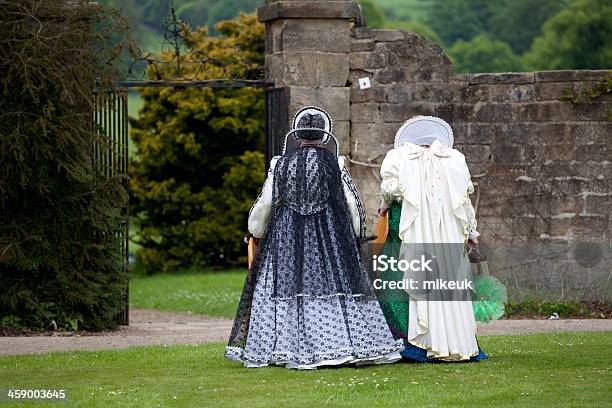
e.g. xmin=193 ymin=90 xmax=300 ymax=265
xmin=394 ymin=116 xmax=454 ymax=148
xmin=292 ymin=106 xmax=333 ymax=134
xmin=282 ymin=106 xmax=339 ymax=156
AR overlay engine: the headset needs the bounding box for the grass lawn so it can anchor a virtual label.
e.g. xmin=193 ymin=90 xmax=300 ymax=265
xmin=0 ymin=332 xmax=610 ymax=407
xmin=130 ymin=269 xmax=611 ymax=319
xmin=130 ymin=269 xmax=246 ymax=317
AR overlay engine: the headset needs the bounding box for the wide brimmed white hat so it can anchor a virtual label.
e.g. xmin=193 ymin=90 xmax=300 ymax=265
xmin=394 ymin=116 xmax=454 ymax=148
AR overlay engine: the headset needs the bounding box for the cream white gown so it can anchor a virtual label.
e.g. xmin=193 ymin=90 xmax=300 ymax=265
xmin=380 ymin=140 xmax=481 ymax=361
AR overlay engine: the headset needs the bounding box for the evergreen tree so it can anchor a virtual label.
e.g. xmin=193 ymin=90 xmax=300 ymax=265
xmin=130 ymin=13 xmax=266 ymax=273
xmin=0 ymin=0 xmax=132 ymax=330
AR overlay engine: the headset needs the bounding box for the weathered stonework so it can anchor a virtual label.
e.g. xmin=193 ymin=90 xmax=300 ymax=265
xmin=261 ymin=0 xmax=611 ymax=246
xmin=345 ymin=30 xmax=611 ymax=245
xmin=259 ymin=1 xmax=358 ymax=155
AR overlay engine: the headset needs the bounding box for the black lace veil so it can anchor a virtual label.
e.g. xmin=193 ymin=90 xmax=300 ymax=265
xmin=227 ymin=107 xmax=374 ymax=351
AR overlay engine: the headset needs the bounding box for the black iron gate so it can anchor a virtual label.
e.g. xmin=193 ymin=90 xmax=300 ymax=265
xmin=92 ymin=85 xmax=289 ymax=325
xmin=265 ymin=87 xmax=290 ymax=168
xmin=90 ymin=4 xmax=291 ymax=325
xmin=92 ymin=89 xmax=130 ymax=324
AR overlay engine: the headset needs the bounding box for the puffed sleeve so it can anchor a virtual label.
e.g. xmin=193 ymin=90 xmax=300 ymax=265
xmin=339 ymin=156 xmax=366 ymax=238
xmin=380 ymin=148 xmax=402 ymax=207
xmin=247 ymin=156 xmax=280 ymax=238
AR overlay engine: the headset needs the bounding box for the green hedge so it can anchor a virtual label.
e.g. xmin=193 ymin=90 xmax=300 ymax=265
xmin=505 ymin=300 xmax=611 ymax=319
xmin=0 ymin=1 xmax=131 ymax=330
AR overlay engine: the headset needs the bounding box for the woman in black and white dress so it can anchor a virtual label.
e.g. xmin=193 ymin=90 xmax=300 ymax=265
xmin=225 ymin=106 xmax=403 ymax=369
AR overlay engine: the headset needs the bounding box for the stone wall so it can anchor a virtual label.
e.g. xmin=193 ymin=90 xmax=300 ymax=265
xmin=259 ymin=1 xmax=611 ymax=245
xmin=348 ymin=27 xmax=611 ymax=244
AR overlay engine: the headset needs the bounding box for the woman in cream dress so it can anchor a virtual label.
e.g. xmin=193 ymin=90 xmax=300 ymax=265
xmin=378 ymin=116 xmax=487 ymax=362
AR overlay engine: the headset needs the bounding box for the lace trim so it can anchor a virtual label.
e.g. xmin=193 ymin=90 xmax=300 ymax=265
xmin=341 ymin=165 xmax=367 ymax=238
xmin=268 ymin=292 xmax=367 ymax=300
xmin=225 ymin=341 xmax=404 ymax=366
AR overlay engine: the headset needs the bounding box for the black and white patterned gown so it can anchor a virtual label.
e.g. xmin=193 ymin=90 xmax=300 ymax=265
xmin=225 ymin=146 xmax=403 ymax=369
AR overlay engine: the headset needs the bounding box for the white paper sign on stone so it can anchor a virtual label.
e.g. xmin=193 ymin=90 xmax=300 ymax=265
xmin=358 ymin=77 xmax=371 ymax=90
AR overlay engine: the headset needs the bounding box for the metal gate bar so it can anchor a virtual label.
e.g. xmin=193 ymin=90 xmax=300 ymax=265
xmin=264 ymin=87 xmax=290 ymax=169
xmin=91 ymin=84 xmax=288 ymax=325
xmin=92 ymin=89 xmax=130 ymax=325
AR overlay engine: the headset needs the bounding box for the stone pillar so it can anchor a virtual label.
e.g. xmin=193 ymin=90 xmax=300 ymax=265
xmin=258 ymin=0 xmax=359 ymax=154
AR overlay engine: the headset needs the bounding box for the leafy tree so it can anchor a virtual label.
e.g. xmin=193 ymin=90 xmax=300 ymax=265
xmin=360 ymin=0 xmax=385 ymax=28
xmin=488 ymin=0 xmax=569 ymax=55
xmin=422 ymin=0 xmax=570 ymax=57
xmin=100 ymin=0 xmax=171 ymax=51
xmin=130 ymin=13 xmax=266 ymax=273
xmin=450 ymin=34 xmax=524 ymax=73
xmin=103 ymin=0 xmax=261 ymax=53
xmin=525 ymin=0 xmax=612 ymax=70
xmin=198 ymin=0 xmax=261 ymax=28
xmin=376 ymin=0 xmax=434 ymax=23
xmin=426 ymin=0 xmax=494 ymax=46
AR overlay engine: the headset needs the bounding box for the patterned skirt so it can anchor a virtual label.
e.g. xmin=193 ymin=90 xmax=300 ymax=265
xmin=225 ymin=259 xmax=404 ymax=369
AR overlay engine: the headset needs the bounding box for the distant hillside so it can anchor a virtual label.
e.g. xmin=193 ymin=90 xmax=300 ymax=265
xmin=374 ymin=0 xmax=434 ymax=24
xmin=103 ymin=0 xmax=261 ymax=53
xmin=102 ymin=1 xmax=602 ymax=75
xmin=104 ymin=0 xmax=434 ymax=53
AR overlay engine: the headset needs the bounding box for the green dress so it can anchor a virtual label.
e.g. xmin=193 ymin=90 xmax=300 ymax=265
xmin=377 ymin=202 xmax=411 ymax=339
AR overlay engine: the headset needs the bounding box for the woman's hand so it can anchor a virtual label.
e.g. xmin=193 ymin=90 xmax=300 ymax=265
xmin=378 ymin=207 xmax=388 ymax=216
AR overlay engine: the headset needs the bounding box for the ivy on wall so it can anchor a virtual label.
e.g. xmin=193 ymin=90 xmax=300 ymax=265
xmin=561 ymin=71 xmax=612 ymax=120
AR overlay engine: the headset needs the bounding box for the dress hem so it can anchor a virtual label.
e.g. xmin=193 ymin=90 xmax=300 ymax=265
xmin=225 ymin=343 xmax=404 ymax=369
xmin=406 ymin=338 xmax=480 ymax=361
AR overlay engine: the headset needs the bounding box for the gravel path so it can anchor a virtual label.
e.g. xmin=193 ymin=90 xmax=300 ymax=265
xmin=0 ymin=309 xmax=610 ymax=356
